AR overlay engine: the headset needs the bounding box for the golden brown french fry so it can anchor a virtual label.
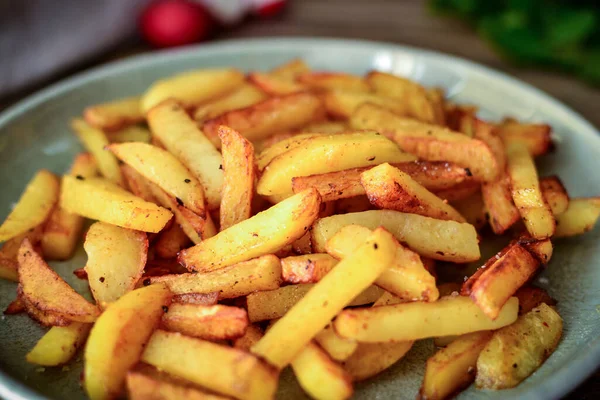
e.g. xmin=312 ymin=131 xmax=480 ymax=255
xmin=314 ymin=323 xmax=358 ymax=362
xmin=171 ymin=292 xmax=219 ymax=306
xmin=361 ymin=163 xmax=466 ymax=222
xmin=299 ymin=72 xmax=369 ymax=92
xmin=42 ymin=153 xmax=99 ymax=260
xmin=292 ymin=161 xmax=473 ymax=202
xmin=218 ymin=125 xmax=255 ymax=230
xmin=72 ymin=119 xmax=124 ymax=186
xmin=0 ymin=226 xmax=44 ymax=282
xmin=127 ymin=368 xmax=229 ymax=400
xmin=496 ymin=121 xmax=553 ymax=157
xmin=120 ymin=164 xmax=157 ymax=202
xmin=419 ymin=331 xmax=493 ymax=400
xmin=476 ymin=303 xmax=562 ymax=389
xmin=147 ymin=100 xmax=224 ymax=210
xmin=234 ymin=324 xmax=264 ymax=351
xmin=155 ymin=223 xmax=191 ymax=259
xmin=203 ymin=92 xmax=324 ymax=145
xmin=150 ymin=255 xmax=282 ymax=299
xmin=451 ymin=191 xmax=487 ymax=230
xmin=161 ymin=303 xmax=248 ymax=341
xmin=18 ymin=239 xmax=100 ymax=323
xmin=179 ymin=189 xmax=320 ymax=272
xmin=84 ymin=284 xmax=171 ymax=400
xmin=540 ymin=175 xmax=569 ymax=216
xmin=334 ymin=296 xmax=519 ymax=342
xmin=291 ymin=341 xmax=354 ymax=400
xmin=246 ymin=284 xmax=383 ymax=322
xmin=323 ymin=90 xmax=411 ymax=119
xmin=0 ymin=170 xmax=58 ymax=243
xmin=84 ymin=96 xmax=143 ymax=131
xmin=84 ymin=222 xmax=147 ymax=307
xmin=106 ymin=125 xmax=151 ymax=144
xmin=193 ymin=83 xmax=268 ymax=122
xmin=26 ymin=322 xmax=91 ymax=366
xmin=351 ymin=104 xmax=500 ymax=182
xmin=108 ymin=142 xmax=207 ymax=217
xmin=461 ymin=243 xmax=540 ymax=319
xmin=326 ymin=225 xmax=439 ymax=301
xmin=18 ymin=286 xmax=70 ymax=327
xmin=248 ymin=72 xmax=306 ymax=95
xmin=258 ymin=132 xmax=416 ymax=200
xmin=256 ymin=133 xmax=324 ymax=171
xmin=426 ymin=87 xmax=446 ymax=125
xmin=342 ymin=341 xmax=414 ymax=381
xmin=506 ymin=142 xmax=555 ymax=239
xmin=142 ymin=330 xmax=278 ymax=400
xmin=517 ymin=235 xmax=553 ymax=265
xmin=482 ymin=173 xmax=520 ymax=234
xmin=366 ymin=71 xmax=436 ymax=123
xmin=312 ymin=210 xmax=480 ymax=262
xmin=555 ymin=197 xmax=600 ymax=237
xmin=302 ymin=121 xmax=348 ymax=134
xmin=60 ymin=176 xmax=172 ymax=233
xmin=281 ymin=253 xmax=338 ymax=284
xmin=433 ymin=180 xmax=481 ymax=202
xmin=251 ymin=228 xmax=397 ymax=368
xmin=270 ymin=58 xmax=311 ymax=80
xmin=141 ymin=68 xmax=245 ymax=112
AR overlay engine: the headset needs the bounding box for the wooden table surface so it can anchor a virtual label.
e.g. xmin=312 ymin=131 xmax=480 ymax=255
xmin=0 ymin=0 xmax=598 ymax=398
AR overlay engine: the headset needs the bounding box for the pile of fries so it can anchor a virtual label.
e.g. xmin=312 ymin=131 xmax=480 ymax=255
xmin=1 ymin=58 xmax=599 ymax=400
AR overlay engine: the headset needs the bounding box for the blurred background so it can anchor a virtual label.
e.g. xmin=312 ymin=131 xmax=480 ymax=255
xmin=0 ymin=0 xmax=598 ymax=398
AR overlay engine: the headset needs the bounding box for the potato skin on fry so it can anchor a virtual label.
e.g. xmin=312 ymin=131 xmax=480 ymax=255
xmin=476 ymin=303 xmax=562 ymax=389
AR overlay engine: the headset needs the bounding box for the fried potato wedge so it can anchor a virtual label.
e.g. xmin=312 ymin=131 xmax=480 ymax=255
xmin=218 ymin=126 xmax=255 ymax=230
xmin=84 ymin=96 xmax=143 ymax=131
xmin=351 ymin=104 xmax=499 ymax=181
xmin=142 ymin=330 xmax=278 ymax=400
xmin=161 ymin=303 xmax=248 ymax=341
xmin=292 ymin=161 xmax=472 ymax=202
xmin=334 ymin=296 xmax=518 ymax=342
xmin=106 ymin=125 xmax=151 ymax=144
xmin=127 ymin=368 xmax=228 ymax=400
xmin=258 ymin=131 xmax=416 ymax=199
xmin=26 ymin=322 xmax=91 ymax=366
xmin=270 ymin=58 xmax=311 ymax=80
xmin=234 ymin=324 xmax=264 ymax=351
xmin=179 ymin=189 xmax=320 ymax=272
xmin=0 ymin=170 xmax=58 ymax=243
xmin=315 ymin=323 xmax=358 ymax=362
xmin=419 ymin=331 xmax=493 ymax=400
xmin=482 ymin=173 xmax=520 ymax=234
xmin=343 ymin=341 xmax=414 ymax=381
xmin=203 ymin=92 xmax=324 ymax=145
xmin=361 ymin=163 xmax=466 ymax=222
xmin=256 ymin=133 xmax=324 ymax=171
xmin=366 ymin=71 xmax=436 ymax=123
xmin=147 ymin=100 xmax=223 ymax=210
xmin=539 ymin=175 xmax=569 ymax=216
xmin=60 ymin=176 xmax=172 ymax=233
xmin=251 ymin=228 xmax=396 ymax=368
xmin=120 ymin=164 xmax=157 ymax=202
xmin=326 ymin=225 xmax=439 ymax=301
xmin=476 ymin=303 xmax=562 ymax=389
xmin=42 ymin=154 xmax=98 ymax=260
xmin=506 ymin=142 xmax=555 ymax=239
xmin=248 ymin=72 xmax=306 ymax=95
xmin=291 ymin=341 xmax=354 ymax=400
xmin=311 ymin=210 xmax=480 ymax=262
xmin=155 ymin=223 xmax=191 ymax=259
xmin=141 ymin=68 xmax=245 ymax=112
xmin=18 ymin=239 xmax=99 ymax=323
xmin=299 ymin=72 xmax=369 ymax=92
xmin=555 ymin=197 xmax=600 ymax=237
xmin=281 ymin=253 xmax=338 ymax=284
xmin=72 ymin=119 xmax=124 ymax=186
xmin=496 ymin=121 xmax=553 ymax=157
xmin=84 ymin=284 xmax=171 ymax=400
xmin=247 ymin=284 xmax=383 ymax=322
xmin=109 ymin=142 xmax=207 ymax=217
xmin=462 ymin=243 xmax=540 ymax=319
xmin=193 ymin=83 xmax=268 ymax=122
xmin=151 ymin=255 xmax=281 ymax=298
xmin=323 ymin=90 xmax=412 ymax=119
xmin=18 ymin=286 xmax=71 ymax=327
xmin=0 ymin=225 xmax=44 ymax=282
xmin=84 ymin=222 xmax=147 ymax=307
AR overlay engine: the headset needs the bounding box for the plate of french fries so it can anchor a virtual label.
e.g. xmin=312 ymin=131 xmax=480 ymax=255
xmin=0 ymin=39 xmax=599 ymax=400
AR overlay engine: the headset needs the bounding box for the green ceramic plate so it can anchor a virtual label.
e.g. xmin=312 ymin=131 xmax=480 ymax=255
xmin=0 ymin=38 xmax=598 ymax=400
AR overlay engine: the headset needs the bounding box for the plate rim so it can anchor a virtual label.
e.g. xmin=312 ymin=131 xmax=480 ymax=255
xmin=0 ymin=37 xmax=598 ymax=400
